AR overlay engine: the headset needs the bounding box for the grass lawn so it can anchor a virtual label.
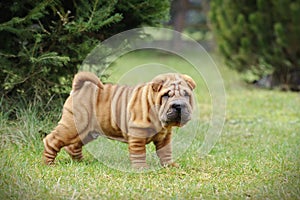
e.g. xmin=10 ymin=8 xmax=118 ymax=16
xmin=0 ymin=51 xmax=299 ymax=199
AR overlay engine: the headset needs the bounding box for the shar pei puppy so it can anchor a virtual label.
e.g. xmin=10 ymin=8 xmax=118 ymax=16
xmin=43 ymin=72 xmax=196 ymax=168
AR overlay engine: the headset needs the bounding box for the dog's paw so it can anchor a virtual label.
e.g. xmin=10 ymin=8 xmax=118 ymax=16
xmin=132 ymin=163 xmax=149 ymax=170
xmin=162 ymin=162 xmax=179 ymax=168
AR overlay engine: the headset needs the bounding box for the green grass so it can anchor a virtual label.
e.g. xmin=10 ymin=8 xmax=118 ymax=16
xmin=1 ymin=51 xmax=299 ymax=199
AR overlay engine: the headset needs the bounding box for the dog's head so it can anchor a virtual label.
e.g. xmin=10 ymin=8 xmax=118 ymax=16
xmin=152 ymin=73 xmax=196 ymax=127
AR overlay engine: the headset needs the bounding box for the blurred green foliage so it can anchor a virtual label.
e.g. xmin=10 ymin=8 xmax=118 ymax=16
xmin=210 ymin=0 xmax=300 ymax=88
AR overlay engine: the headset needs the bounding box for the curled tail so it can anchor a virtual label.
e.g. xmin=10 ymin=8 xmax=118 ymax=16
xmin=72 ymin=71 xmax=104 ymax=91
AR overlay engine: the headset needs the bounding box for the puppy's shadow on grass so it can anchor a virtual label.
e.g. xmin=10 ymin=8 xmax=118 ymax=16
xmin=54 ymin=150 xmax=99 ymax=166
xmin=84 ymin=138 xmax=159 ymax=171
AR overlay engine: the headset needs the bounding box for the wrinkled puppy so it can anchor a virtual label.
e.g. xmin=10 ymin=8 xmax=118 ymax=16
xmin=43 ymin=72 xmax=196 ymax=168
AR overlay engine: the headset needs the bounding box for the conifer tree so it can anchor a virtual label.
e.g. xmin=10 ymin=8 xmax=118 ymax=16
xmin=0 ymin=0 xmax=170 ymax=102
xmin=210 ymin=0 xmax=300 ymax=89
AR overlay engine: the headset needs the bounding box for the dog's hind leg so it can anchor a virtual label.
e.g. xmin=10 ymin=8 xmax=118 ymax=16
xmin=64 ymin=141 xmax=84 ymax=161
xmin=43 ymin=100 xmax=80 ymax=164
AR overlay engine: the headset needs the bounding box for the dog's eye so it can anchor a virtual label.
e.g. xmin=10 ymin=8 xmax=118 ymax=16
xmin=184 ymin=90 xmax=190 ymax=97
xmin=162 ymin=91 xmax=170 ymax=98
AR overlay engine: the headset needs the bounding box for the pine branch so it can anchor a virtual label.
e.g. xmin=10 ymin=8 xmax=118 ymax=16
xmin=29 ymin=52 xmax=70 ymax=67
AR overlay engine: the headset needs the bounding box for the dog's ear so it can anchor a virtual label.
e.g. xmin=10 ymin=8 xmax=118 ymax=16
xmin=152 ymin=80 xmax=164 ymax=92
xmin=151 ymin=78 xmax=164 ymax=92
xmin=181 ymin=74 xmax=196 ymax=90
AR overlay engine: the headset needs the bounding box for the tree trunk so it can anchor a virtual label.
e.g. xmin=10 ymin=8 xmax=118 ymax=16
xmin=172 ymin=0 xmax=187 ymax=50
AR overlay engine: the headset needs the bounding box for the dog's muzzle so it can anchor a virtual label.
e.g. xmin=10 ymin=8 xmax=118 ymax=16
xmin=165 ymin=101 xmax=191 ymax=126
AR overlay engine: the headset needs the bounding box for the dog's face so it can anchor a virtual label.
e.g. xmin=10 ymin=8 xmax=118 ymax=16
xmin=152 ymin=73 xmax=196 ymax=127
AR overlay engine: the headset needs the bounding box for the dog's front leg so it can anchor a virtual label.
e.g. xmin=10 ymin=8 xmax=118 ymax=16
xmin=128 ymin=136 xmax=148 ymax=169
xmin=154 ymin=132 xmax=178 ymax=167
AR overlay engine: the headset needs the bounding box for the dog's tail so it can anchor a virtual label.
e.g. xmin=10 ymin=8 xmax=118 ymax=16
xmin=72 ymin=71 xmax=104 ymax=92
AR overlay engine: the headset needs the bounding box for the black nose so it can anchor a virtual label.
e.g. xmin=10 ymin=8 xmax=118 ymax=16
xmin=171 ymin=103 xmax=185 ymax=112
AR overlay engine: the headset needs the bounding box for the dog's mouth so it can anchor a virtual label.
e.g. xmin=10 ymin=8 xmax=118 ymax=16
xmin=161 ymin=102 xmax=191 ymax=127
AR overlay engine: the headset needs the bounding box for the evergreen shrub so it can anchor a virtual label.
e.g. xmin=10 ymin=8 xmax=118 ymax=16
xmin=210 ymin=0 xmax=300 ymax=90
xmin=0 ymin=0 xmax=170 ymax=104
